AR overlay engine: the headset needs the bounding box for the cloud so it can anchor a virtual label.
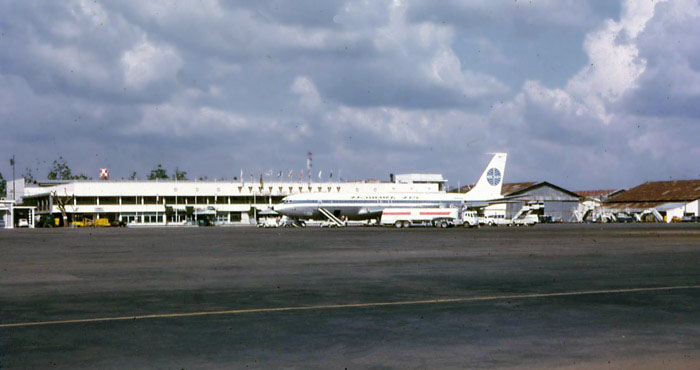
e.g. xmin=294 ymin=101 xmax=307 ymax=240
xmin=291 ymin=76 xmax=322 ymax=109
xmin=1 ymin=0 xmax=698 ymax=188
xmin=565 ymin=0 xmax=664 ymax=123
xmin=121 ymin=38 xmax=182 ymax=89
xmin=488 ymin=0 xmax=700 ymax=186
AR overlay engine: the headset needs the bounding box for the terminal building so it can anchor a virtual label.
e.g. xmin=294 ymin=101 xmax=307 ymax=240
xmin=6 ymin=174 xmax=446 ymax=227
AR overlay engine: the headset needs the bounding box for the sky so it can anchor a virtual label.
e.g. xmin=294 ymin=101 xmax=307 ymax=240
xmin=1 ymin=0 xmax=699 ymax=190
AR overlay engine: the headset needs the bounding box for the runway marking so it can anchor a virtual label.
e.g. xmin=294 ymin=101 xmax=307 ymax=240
xmin=3 ymin=285 xmax=699 ymax=328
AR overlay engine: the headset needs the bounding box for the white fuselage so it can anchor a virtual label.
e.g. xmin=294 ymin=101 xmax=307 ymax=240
xmin=274 ymin=152 xmax=507 ymax=221
xmin=273 ymin=191 xmax=482 ymax=220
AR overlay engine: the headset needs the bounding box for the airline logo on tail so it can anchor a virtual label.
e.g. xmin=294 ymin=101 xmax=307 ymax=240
xmin=486 ymin=168 xmax=501 ymax=186
xmin=463 ymin=153 xmax=507 ymax=201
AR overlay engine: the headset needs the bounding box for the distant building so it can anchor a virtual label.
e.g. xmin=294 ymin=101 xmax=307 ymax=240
xmin=12 ymin=176 xmax=443 ymax=227
xmin=1 ymin=198 xmax=37 ymax=229
xmin=481 ymin=182 xmax=581 ymax=222
xmin=603 ymin=180 xmax=700 ymax=222
xmin=393 ymin=174 xmax=447 ymax=191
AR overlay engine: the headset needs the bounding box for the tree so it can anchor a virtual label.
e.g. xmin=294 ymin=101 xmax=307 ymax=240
xmin=0 ymin=172 xmax=5 ymax=198
xmin=129 ymin=171 xmax=138 ymax=180
xmin=51 ymin=190 xmax=74 ymax=227
xmin=23 ymin=168 xmax=36 ymax=183
xmin=173 ymin=167 xmax=187 ymax=180
xmin=48 ymin=157 xmax=72 ymax=180
xmin=148 ymin=164 xmax=168 ymax=180
xmin=47 ymin=157 xmax=88 ymax=180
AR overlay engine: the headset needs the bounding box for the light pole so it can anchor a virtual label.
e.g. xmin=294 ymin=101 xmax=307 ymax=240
xmin=10 ymin=155 xmax=15 ymax=200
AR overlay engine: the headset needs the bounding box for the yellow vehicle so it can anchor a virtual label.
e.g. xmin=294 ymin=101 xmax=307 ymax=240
xmin=71 ymin=219 xmax=89 ymax=227
xmin=94 ymin=218 xmax=111 ymax=227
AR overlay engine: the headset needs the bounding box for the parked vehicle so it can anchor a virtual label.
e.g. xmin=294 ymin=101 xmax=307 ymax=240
xmin=616 ymin=214 xmax=635 ymax=223
xmin=94 ymin=218 xmax=111 ymax=227
xmin=380 ymin=207 xmax=478 ymax=228
xmin=512 ymin=213 xmax=538 ymax=226
xmin=17 ymin=218 xmax=29 ymax=228
xmin=483 ymin=204 xmax=541 ymax=227
xmin=681 ymin=215 xmax=699 ymax=222
xmin=483 ymin=214 xmax=512 ymax=226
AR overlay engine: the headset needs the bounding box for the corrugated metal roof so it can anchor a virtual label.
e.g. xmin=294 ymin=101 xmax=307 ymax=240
xmin=501 ymin=182 xmax=538 ymax=195
xmin=606 ymin=180 xmax=700 ymax=203
xmin=604 ymin=201 xmax=672 ymax=210
xmin=455 ymin=181 xmax=580 ymax=199
xmin=575 ymin=189 xmax=618 ymax=198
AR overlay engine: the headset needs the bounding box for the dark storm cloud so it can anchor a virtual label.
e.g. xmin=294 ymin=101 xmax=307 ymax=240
xmin=1 ymin=0 xmax=698 ymax=189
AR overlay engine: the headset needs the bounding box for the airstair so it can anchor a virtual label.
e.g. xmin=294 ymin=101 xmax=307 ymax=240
xmin=635 ymin=208 xmax=664 ymax=222
xmin=318 ymin=208 xmax=345 ymax=227
xmin=513 ymin=203 xmax=543 ymax=220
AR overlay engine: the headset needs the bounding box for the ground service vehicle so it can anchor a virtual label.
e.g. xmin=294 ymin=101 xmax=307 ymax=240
xmin=94 ymin=218 xmax=111 ymax=227
xmin=512 ymin=213 xmax=538 ymax=226
xmin=484 ymin=205 xmax=541 ymax=226
xmin=483 ymin=214 xmax=511 ymax=226
xmin=381 ymin=207 xmax=478 ymax=228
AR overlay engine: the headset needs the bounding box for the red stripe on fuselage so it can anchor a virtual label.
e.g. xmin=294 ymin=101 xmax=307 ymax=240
xmin=419 ymin=212 xmax=452 ymax=216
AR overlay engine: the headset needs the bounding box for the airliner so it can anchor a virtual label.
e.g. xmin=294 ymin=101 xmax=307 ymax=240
xmin=273 ymin=153 xmax=507 ymax=221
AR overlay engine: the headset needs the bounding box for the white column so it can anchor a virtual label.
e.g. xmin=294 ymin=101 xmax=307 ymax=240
xmin=8 ymin=205 xmax=14 ymax=229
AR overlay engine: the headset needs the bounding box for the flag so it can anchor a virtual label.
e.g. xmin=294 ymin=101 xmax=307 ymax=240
xmin=9 ymin=156 xmax=14 ymax=166
xmin=266 ymin=169 xmax=273 ymax=177
xmin=318 ymin=170 xmax=322 ymax=179
xmin=329 ymin=171 xmax=333 ymax=179
xmin=277 ymin=171 xmax=282 ymax=178
xmin=288 ymin=169 xmax=293 ymax=178
xmin=299 ymin=170 xmax=303 ymax=181
xmin=259 ymin=173 xmax=263 ymax=187
xmin=99 ymin=168 xmax=109 ymax=180
xmin=240 ymin=169 xmax=243 ymax=183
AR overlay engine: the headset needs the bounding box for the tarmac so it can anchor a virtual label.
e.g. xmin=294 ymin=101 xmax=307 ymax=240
xmin=1 ymin=224 xmax=700 ymax=369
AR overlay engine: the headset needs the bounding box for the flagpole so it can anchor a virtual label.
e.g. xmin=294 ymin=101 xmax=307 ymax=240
xmin=11 ymin=154 xmax=15 ymax=201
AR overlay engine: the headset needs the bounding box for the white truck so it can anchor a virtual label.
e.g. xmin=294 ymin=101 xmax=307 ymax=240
xmin=380 ymin=207 xmax=479 ymax=228
xmin=483 ymin=204 xmax=541 ymax=227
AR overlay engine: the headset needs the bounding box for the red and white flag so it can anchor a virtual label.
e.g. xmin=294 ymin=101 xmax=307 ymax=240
xmin=99 ymin=168 xmax=109 ymax=180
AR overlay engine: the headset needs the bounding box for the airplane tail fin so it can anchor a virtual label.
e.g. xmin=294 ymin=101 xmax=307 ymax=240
xmin=464 ymin=153 xmax=507 ymax=201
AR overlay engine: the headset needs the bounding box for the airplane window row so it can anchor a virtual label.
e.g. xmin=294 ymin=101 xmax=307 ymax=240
xmin=283 ymin=199 xmax=462 ymax=204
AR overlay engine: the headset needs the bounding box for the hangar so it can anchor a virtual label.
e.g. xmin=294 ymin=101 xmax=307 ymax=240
xmin=474 ymin=182 xmax=581 ymax=222
xmin=602 ymin=180 xmax=700 ymax=222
